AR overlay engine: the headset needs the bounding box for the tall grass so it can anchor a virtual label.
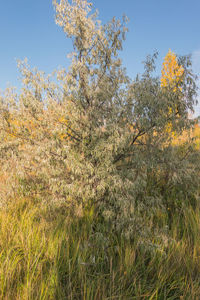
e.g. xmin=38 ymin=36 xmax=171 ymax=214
xmin=0 ymin=195 xmax=200 ymax=299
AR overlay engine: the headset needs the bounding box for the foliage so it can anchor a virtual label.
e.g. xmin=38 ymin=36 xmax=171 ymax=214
xmin=0 ymin=0 xmax=199 ymax=238
xmin=161 ymin=49 xmax=184 ymax=92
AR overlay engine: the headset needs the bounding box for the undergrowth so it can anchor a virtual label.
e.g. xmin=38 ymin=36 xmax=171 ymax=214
xmin=0 ymin=195 xmax=200 ymax=299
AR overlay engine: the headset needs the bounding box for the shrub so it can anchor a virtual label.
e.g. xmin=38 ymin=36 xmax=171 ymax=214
xmin=0 ymin=0 xmax=199 ymax=238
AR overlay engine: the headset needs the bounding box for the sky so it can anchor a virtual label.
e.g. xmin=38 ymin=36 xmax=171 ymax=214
xmin=0 ymin=0 xmax=199 ymax=115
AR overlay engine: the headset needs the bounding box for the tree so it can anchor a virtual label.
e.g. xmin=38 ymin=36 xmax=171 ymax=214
xmin=161 ymin=49 xmax=184 ymax=92
xmin=0 ymin=0 xmax=198 ymax=237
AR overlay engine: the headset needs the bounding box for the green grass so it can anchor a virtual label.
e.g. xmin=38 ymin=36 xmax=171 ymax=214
xmin=0 ymin=196 xmax=200 ymax=299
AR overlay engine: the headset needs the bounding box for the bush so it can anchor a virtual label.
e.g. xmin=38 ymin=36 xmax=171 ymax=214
xmin=0 ymin=0 xmax=199 ymax=239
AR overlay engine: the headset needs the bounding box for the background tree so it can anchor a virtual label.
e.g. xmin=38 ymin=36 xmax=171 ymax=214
xmin=161 ymin=49 xmax=184 ymax=92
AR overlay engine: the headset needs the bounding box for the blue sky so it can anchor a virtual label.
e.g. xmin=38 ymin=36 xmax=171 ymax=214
xmin=0 ymin=0 xmax=199 ymax=115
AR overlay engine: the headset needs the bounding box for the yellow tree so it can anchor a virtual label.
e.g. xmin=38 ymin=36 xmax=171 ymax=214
xmin=161 ymin=50 xmax=185 ymax=135
xmin=161 ymin=49 xmax=184 ymax=93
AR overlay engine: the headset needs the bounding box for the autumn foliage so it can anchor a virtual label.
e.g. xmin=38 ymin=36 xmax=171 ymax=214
xmin=161 ymin=49 xmax=184 ymax=92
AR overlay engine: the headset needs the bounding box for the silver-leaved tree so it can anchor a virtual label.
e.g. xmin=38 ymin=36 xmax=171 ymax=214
xmin=0 ymin=0 xmax=199 ymax=237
